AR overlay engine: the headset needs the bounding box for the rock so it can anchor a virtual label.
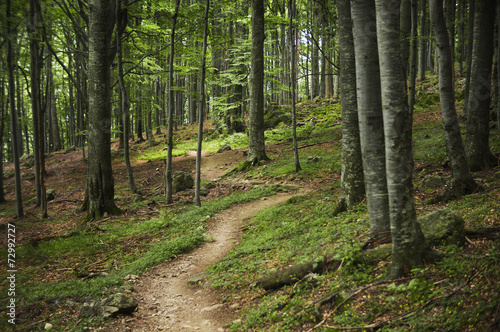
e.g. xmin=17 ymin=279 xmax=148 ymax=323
xmin=3 ymin=169 xmax=14 ymax=179
xmin=421 ymin=176 xmax=446 ymax=188
xmin=203 ymin=233 xmax=215 ymax=242
xmin=172 ymin=171 xmax=194 ymax=193
xmin=418 ymin=208 xmax=465 ymax=247
xmin=20 ymin=154 xmax=35 ymax=168
xmin=204 ymin=182 xmax=216 ymax=189
xmin=79 ymin=293 xmax=138 ymax=319
xmin=44 ymin=323 xmax=53 ymax=330
xmin=46 ymin=189 xmax=57 ymax=201
xmin=307 ymin=156 xmax=321 ymax=163
xmin=199 ymin=188 xmax=210 ymax=196
xmin=187 ymin=272 xmax=211 ymax=286
xmin=217 ymin=144 xmax=232 ymax=153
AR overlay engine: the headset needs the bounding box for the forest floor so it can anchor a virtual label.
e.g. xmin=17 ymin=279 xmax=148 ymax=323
xmin=1 ymin=85 xmax=500 ymax=331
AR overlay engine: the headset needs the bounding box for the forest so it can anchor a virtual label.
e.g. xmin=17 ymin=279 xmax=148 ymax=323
xmin=0 ymin=0 xmax=499 ymax=330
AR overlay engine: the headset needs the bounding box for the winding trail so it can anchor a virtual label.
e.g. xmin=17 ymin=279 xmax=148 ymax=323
xmin=106 ymin=189 xmax=305 ymax=331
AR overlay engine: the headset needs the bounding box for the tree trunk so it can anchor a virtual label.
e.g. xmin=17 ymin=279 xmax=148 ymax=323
xmin=375 ymin=0 xmax=435 ymax=279
xmin=247 ymin=0 xmax=269 ymax=164
xmin=418 ymin=0 xmax=427 ymax=80
xmin=82 ymin=0 xmax=121 ymax=221
xmin=430 ymin=0 xmax=479 ymax=200
xmin=166 ymin=0 xmax=181 ymax=204
xmin=0 ymin=80 xmax=6 ymax=203
xmin=400 ymin=0 xmax=412 ymax=76
xmin=463 ymin=0 xmax=475 ymax=119
xmin=195 ymin=0 xmax=210 ymax=207
xmin=116 ymin=0 xmax=137 ymax=195
xmin=289 ymin=0 xmax=301 ymax=173
xmin=311 ymin=3 xmax=320 ymax=99
xmin=351 ymin=0 xmax=390 ymax=237
xmin=6 ymin=0 xmax=23 ymax=218
xmin=408 ymin=0 xmax=418 ymax=114
xmin=338 ymin=0 xmax=364 ymax=209
xmin=465 ymin=0 xmax=498 ymax=171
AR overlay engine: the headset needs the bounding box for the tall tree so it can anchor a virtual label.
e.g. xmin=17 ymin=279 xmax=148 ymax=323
xmin=337 ymin=0 xmax=364 ymax=209
xmin=375 ymin=0 xmax=435 ymax=279
xmin=465 ymin=0 xmax=498 ymax=171
xmin=289 ymin=0 xmax=301 ymax=173
xmin=417 ymin=0 xmax=427 ymax=81
xmin=408 ymin=0 xmax=418 ymax=113
xmin=82 ymin=0 xmax=121 ymax=221
xmin=430 ymin=0 xmax=479 ymax=201
xmin=195 ymin=0 xmax=210 ymax=207
xmin=351 ymin=0 xmax=390 ymax=238
xmin=116 ymin=0 xmax=138 ymax=195
xmin=165 ymin=0 xmax=181 ymax=204
xmin=6 ymin=0 xmax=23 ymax=218
xmin=247 ymin=0 xmax=269 ymax=165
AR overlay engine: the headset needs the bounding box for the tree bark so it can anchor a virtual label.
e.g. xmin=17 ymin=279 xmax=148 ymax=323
xmin=6 ymin=0 xmax=23 ymax=218
xmin=82 ymin=0 xmax=121 ymax=221
xmin=351 ymin=0 xmax=390 ymax=237
xmin=418 ymin=0 xmax=427 ymax=80
xmin=465 ymin=0 xmax=498 ymax=171
xmin=375 ymin=0 xmax=435 ymax=279
xmin=463 ymin=0 xmax=475 ymax=119
xmin=195 ymin=0 xmax=210 ymax=207
xmin=116 ymin=0 xmax=137 ymax=195
xmin=289 ymin=0 xmax=301 ymax=173
xmin=247 ymin=0 xmax=269 ymax=164
xmin=338 ymin=0 xmax=364 ymax=209
xmin=430 ymin=0 xmax=479 ymax=201
xmin=408 ymin=0 xmax=418 ymax=113
xmin=165 ymin=0 xmax=181 ymax=204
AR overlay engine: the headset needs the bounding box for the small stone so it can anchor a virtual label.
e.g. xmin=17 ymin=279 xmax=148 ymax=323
xmin=44 ymin=323 xmax=53 ymax=330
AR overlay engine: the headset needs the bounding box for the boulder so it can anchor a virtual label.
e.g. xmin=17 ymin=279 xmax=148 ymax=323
xmin=20 ymin=154 xmax=35 ymax=168
xmin=172 ymin=171 xmax=194 ymax=193
xmin=217 ymin=144 xmax=232 ymax=153
xmin=421 ymin=176 xmax=446 ymax=188
xmin=418 ymin=208 xmax=465 ymax=247
xmin=78 ymin=293 xmax=138 ymax=319
xmin=46 ymin=189 xmax=57 ymax=201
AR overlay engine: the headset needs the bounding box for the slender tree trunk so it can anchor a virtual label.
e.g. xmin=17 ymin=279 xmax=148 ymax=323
xmin=166 ymin=0 xmax=181 ymax=204
xmin=311 ymin=3 xmax=320 ymax=99
xmin=195 ymin=0 xmax=210 ymax=207
xmin=0 ymin=80 xmax=6 ymax=203
xmin=463 ymin=0 xmax=475 ymax=119
xmin=418 ymin=0 xmax=427 ymax=80
xmin=82 ymin=0 xmax=121 ymax=221
xmin=351 ymin=0 xmax=390 ymax=238
xmin=430 ymin=0 xmax=479 ymax=201
xmin=116 ymin=0 xmax=137 ymax=195
xmin=289 ymin=0 xmax=301 ymax=173
xmin=247 ymin=0 xmax=269 ymax=164
xmin=400 ymin=0 xmax=412 ymax=76
xmin=338 ymin=0 xmax=364 ymax=209
xmin=408 ymin=0 xmax=418 ymax=113
xmin=465 ymin=0 xmax=497 ymax=171
xmin=6 ymin=0 xmax=23 ymax=218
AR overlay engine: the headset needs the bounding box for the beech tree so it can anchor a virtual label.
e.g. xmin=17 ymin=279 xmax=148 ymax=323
xmin=430 ymin=0 xmax=479 ymax=201
xmin=465 ymin=0 xmax=498 ymax=171
xmin=351 ymin=0 xmax=389 ymax=238
xmin=247 ymin=0 xmax=269 ymax=165
xmin=375 ymin=0 xmax=435 ymax=279
xmin=82 ymin=0 xmax=121 ymax=221
xmin=337 ymin=0 xmax=364 ymax=209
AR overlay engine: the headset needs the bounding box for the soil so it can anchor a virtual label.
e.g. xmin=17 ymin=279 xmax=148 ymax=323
xmin=104 ymin=190 xmax=306 ymax=332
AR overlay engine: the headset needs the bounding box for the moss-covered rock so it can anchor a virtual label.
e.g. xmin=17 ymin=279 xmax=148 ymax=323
xmin=418 ymin=208 xmax=465 ymax=247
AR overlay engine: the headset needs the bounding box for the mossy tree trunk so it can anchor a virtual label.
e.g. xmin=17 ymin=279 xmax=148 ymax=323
xmin=247 ymin=0 xmax=269 ymax=165
xmin=465 ymin=0 xmax=497 ymax=171
xmin=82 ymin=0 xmax=121 ymax=221
xmin=375 ymin=0 xmax=435 ymax=279
xmin=337 ymin=0 xmax=364 ymax=209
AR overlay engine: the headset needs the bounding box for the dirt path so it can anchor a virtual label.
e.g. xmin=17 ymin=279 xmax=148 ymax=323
xmin=105 ymin=189 xmax=305 ymax=332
